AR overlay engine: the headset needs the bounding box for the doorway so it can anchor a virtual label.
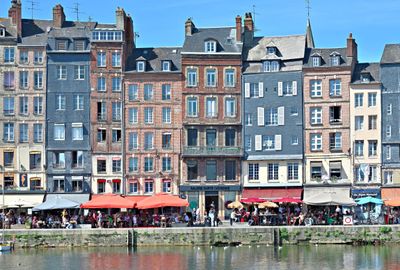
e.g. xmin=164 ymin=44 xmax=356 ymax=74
xmin=205 ymin=191 xmax=219 ymax=214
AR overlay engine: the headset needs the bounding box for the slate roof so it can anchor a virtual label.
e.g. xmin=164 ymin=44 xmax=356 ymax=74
xmin=381 ymin=44 xmax=400 ymax=64
xmin=182 ymin=27 xmax=242 ymax=53
xmin=0 ymin=18 xmax=17 ymax=43
xmin=352 ymin=62 xmax=380 ymax=84
xmin=126 ymin=47 xmax=182 ymax=72
xmin=304 ymin=47 xmax=350 ymax=67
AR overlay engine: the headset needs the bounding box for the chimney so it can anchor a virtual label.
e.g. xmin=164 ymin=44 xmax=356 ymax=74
xmin=185 ymin=18 xmax=195 ymax=36
xmin=346 ymin=33 xmax=358 ymax=61
xmin=243 ymin=12 xmax=254 ymax=43
xmin=8 ymin=0 xmax=22 ymax=37
xmin=116 ymin=7 xmax=126 ymax=30
xmin=235 ymin=15 xmax=242 ymax=42
xmin=53 ymin=4 xmax=65 ymax=28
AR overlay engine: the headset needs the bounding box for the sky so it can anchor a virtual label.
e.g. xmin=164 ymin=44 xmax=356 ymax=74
xmin=1 ymin=0 xmax=400 ymax=62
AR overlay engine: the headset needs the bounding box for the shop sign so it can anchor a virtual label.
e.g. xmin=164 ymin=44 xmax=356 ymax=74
xmin=179 ymin=185 xmax=241 ymax=192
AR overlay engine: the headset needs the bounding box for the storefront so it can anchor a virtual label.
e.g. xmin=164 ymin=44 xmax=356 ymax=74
xmin=351 ymin=188 xmax=381 ymax=199
xmin=179 ymin=185 xmax=241 ymax=220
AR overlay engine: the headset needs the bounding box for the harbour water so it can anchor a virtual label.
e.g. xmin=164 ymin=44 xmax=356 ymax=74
xmin=0 ymin=245 xmax=399 ymax=270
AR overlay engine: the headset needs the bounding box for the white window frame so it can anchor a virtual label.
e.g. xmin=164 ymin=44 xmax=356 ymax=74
xmin=205 ymin=41 xmax=217 ymax=53
xmin=54 ymin=124 xmax=65 ymax=141
xmin=74 ymin=65 xmax=85 ymax=80
xmin=162 ymin=107 xmax=172 ymax=123
xmin=310 ymin=80 xmax=322 ymax=97
xmin=137 ymin=61 xmax=145 ymax=72
xmin=310 ymin=133 xmax=322 ymax=151
xmin=162 ymin=61 xmax=170 ymax=72
xmin=310 ymin=107 xmax=322 ymax=125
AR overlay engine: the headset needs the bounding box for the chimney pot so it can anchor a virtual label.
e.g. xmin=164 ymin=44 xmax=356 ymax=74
xmin=185 ymin=18 xmax=195 ymax=36
xmin=235 ymin=15 xmax=242 ymax=42
xmin=53 ymin=4 xmax=66 ymax=28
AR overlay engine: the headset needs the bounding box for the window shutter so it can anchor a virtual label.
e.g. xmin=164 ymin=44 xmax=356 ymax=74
xmin=258 ymin=82 xmax=264 ymax=97
xmin=292 ymin=81 xmax=297 ymax=96
xmin=255 ymin=135 xmax=262 ymax=151
xmin=278 ymin=81 xmax=283 ymax=96
xmin=278 ymin=106 xmax=285 ymax=125
xmin=245 ymin=83 xmax=250 ymax=98
xmin=257 ymin=107 xmax=264 ymax=126
xmin=275 ymin=134 xmax=282 ymax=150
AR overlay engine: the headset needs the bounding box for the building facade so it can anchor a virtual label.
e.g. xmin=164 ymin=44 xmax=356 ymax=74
xmin=124 ymin=47 xmax=182 ymax=196
xmin=180 ymin=17 xmax=243 ymax=219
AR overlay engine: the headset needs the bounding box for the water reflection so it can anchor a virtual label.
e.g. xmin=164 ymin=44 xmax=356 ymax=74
xmin=0 ymin=245 xmax=399 ymax=270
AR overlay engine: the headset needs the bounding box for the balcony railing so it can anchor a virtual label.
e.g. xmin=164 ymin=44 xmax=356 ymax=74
xmin=183 ymin=146 xmax=242 ymax=157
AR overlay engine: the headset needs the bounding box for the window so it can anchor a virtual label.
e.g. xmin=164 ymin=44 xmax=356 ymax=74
xmin=53 ymin=152 xmax=66 ymax=169
xmin=73 ymin=95 xmax=84 ymax=110
xmin=128 ymin=181 xmax=139 ymax=193
xmin=19 ymin=96 xmax=28 ymax=115
xmin=261 ymin=135 xmax=274 ymax=150
xmin=368 ymin=140 xmax=377 ymax=156
xmin=19 ymin=51 xmax=28 ymax=63
xmin=112 ymin=102 xmax=122 ymax=121
xmin=136 ymin=61 xmax=145 ymax=72
xmin=368 ymin=166 xmax=377 ymax=182
xmin=187 ymin=160 xmax=198 ymax=180
xmin=145 ymin=181 xmax=153 ymax=193
xmin=162 ymin=107 xmax=171 ymax=123
xmin=206 ymin=68 xmax=216 ymax=87
xmin=355 ymin=140 xmax=364 ymax=156
xmin=329 ymin=161 xmax=342 ymax=179
xmin=330 ymin=55 xmax=340 ymax=66
xmin=53 ymin=178 xmax=65 ymax=192
xmin=4 ymin=47 xmax=15 ymax=63
xmin=368 ymin=115 xmax=377 ymax=130
xmin=162 ymin=180 xmax=171 ymax=193
xmin=33 ymin=124 xmax=43 ymax=143
xmin=312 ymin=56 xmax=320 ymax=67
xmin=354 ymin=93 xmax=363 ymax=107
xmin=187 ymin=129 xmax=198 ymax=146
xmin=3 ymin=97 xmax=14 ymax=115
xmin=225 ymin=98 xmax=236 ymax=117
xmin=56 ymin=40 xmax=67 ymax=50
xmin=225 ymin=129 xmax=236 ymax=146
xmin=329 ymin=106 xmax=342 ymax=123
xmin=386 ymin=145 xmax=392 ymax=160
xmin=112 ymin=181 xmax=121 ymax=193
xmin=112 ymin=159 xmax=121 ymax=172
xmin=187 ymin=68 xmax=197 ymax=87
xmin=72 ymin=151 xmax=84 ymax=168
xmin=368 ymin=93 xmax=377 ymax=107
xmin=162 ymin=61 xmax=170 ymax=71
xmin=128 ymin=157 xmax=139 ymax=172
xmin=72 ymin=177 xmax=83 ymax=192
xmin=56 ymin=65 xmax=67 ymax=80
xmin=288 ymin=163 xmax=299 ymax=181
xmin=112 ymin=51 xmax=121 ymax=67
xmin=248 ymin=163 xmax=259 ymax=180
xmin=72 ymin=123 xmax=83 ymax=140
xmin=162 ymin=84 xmax=171 ymax=100
xmin=205 ymin=41 xmax=216 ymax=52
xmin=386 ymin=125 xmax=392 ymax=138
xmin=355 ymin=116 xmax=364 ymax=131
xmin=329 ymin=79 xmax=341 ymax=96
xmin=266 ymin=108 xmax=278 ymax=126
xmin=225 ymin=160 xmax=236 ymax=181
xmin=56 ymin=94 xmax=66 ymax=110
xmin=311 ymin=162 xmax=322 ymax=180
xmin=97 ymin=102 xmax=106 ymax=121
xmin=3 ymin=71 xmax=14 ymax=89
xmin=245 ymin=113 xmax=253 ymax=126
xmin=206 ymin=129 xmax=217 ymax=147
xmin=128 ymin=84 xmax=138 ymax=101
xmin=3 ymin=151 xmax=14 ymax=167
xmin=263 ymin=61 xmax=279 ymax=72
xmin=112 ymin=129 xmax=121 ymax=143
xmin=97 ymin=52 xmax=106 ymax=67
xmin=384 ymin=171 xmax=393 ymax=185
xmin=30 ymin=153 xmax=41 ymax=170
xmin=144 ymin=84 xmax=153 ymax=100
xmin=34 ymin=51 xmax=43 ymax=64
xmin=128 ymin=108 xmax=138 ymax=124
xmin=98 ymin=181 xmax=105 ymax=193
xmin=329 ymin=132 xmax=342 ymax=151
xmin=310 ymin=133 xmax=322 ymax=151
xmin=144 ymin=107 xmax=153 ymax=124
xmin=310 ymin=80 xmax=322 ymax=97
xmin=249 ymin=83 xmax=260 ymax=97
xmin=225 ymin=69 xmax=235 ymax=87
xmin=3 ymin=123 xmax=15 ymax=142
xmin=268 ymin=163 xmax=279 ymax=181
xmin=206 ymin=160 xmax=217 ymax=181
xmin=92 ymin=31 xmax=123 ymax=41
xmin=291 ymin=136 xmax=299 ymax=145
xmin=144 ymin=157 xmax=154 ymax=172
xmin=355 ymin=166 xmax=365 ymax=182
xmin=112 ymin=77 xmax=121 ymax=92
xmin=162 ymin=133 xmax=172 ymax=149
xmin=97 ymin=77 xmax=106 ymax=91
xmin=18 ymin=123 xmax=28 ymax=143
xmin=310 ymin=107 xmax=322 ymax=125
xmin=54 ymin=124 xmax=65 ymax=140
xmin=144 ymin=132 xmax=154 ymax=150
xmin=128 ymin=132 xmax=138 ymax=150
xmin=97 ymin=159 xmax=106 ymax=173
xmin=19 ymin=71 xmax=28 ymax=88
xmin=187 ymin=97 xmax=198 ymax=117
xmin=267 ymin=47 xmax=276 ymax=54
xmin=74 ymin=65 xmax=85 ymax=80
xmin=387 ymin=104 xmax=392 ymax=115
xmin=206 ymin=97 xmax=217 ymax=117
xmin=162 ymin=157 xmax=172 ymax=172
xmin=282 ymin=81 xmax=293 ymax=96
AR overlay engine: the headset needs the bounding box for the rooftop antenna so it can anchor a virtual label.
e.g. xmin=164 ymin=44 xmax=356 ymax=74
xmin=252 ymin=4 xmax=260 ymax=32
xmin=26 ymin=0 xmax=40 ymax=20
xmin=69 ymin=3 xmax=84 ymax=22
xmin=305 ymin=0 xmax=311 ymax=20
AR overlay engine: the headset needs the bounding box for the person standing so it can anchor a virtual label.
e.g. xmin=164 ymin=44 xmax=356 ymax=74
xmin=230 ymin=209 xmax=236 ymax=226
xmin=209 ymin=208 xmax=215 ymax=227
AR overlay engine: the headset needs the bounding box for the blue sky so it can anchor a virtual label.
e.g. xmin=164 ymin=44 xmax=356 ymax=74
xmin=2 ymin=0 xmax=400 ymax=62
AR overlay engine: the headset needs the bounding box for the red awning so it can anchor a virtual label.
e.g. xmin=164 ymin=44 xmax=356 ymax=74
xmin=81 ymin=194 xmax=136 ymax=209
xmin=125 ymin=196 xmax=148 ymax=204
xmin=136 ymin=193 xmax=189 ymax=209
xmin=97 ymin=179 xmax=106 ymax=183
xmin=112 ymin=179 xmax=121 ymax=183
xmin=240 ymin=197 xmax=266 ymax=204
xmin=242 ymin=188 xmax=303 ymax=200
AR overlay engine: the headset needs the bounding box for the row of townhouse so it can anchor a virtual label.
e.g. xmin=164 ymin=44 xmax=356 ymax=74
xmin=1 ymin=1 xmax=400 ymax=218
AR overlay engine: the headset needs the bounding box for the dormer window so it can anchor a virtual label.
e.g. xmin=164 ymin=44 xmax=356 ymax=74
xmin=312 ymin=56 xmax=321 ymax=67
xmin=361 ymin=73 xmax=370 ymax=83
xmin=267 ymin=47 xmax=276 ymax=55
xmin=205 ymin=40 xmax=217 ymax=53
xmin=330 ymin=53 xmax=341 ymax=66
xmin=263 ymin=61 xmax=280 ymax=72
xmin=56 ymin=40 xmax=68 ymax=50
xmin=0 ymin=27 xmax=5 ymax=37
xmin=162 ymin=61 xmax=171 ymax=72
xmin=137 ymin=61 xmax=145 ymax=72
xmin=74 ymin=40 xmax=85 ymax=51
